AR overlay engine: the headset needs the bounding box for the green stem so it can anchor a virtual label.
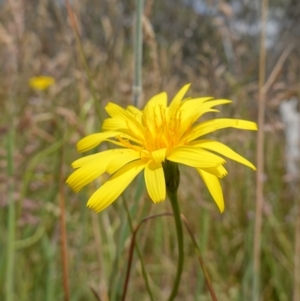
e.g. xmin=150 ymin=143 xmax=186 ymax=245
xmin=167 ymin=190 xmax=184 ymax=301
xmin=133 ymin=0 xmax=144 ymax=107
xmin=6 ymin=127 xmax=15 ymax=301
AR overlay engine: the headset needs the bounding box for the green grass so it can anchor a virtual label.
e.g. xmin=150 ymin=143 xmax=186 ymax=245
xmin=0 ymin=1 xmax=298 ymax=301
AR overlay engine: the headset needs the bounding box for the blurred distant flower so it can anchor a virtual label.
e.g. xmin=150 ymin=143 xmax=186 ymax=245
xmin=67 ymin=84 xmax=257 ymax=213
xmin=29 ymin=76 xmax=55 ymax=91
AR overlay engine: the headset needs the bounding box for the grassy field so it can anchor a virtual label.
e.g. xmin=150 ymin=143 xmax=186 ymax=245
xmin=1 ymin=1 xmax=299 ymax=301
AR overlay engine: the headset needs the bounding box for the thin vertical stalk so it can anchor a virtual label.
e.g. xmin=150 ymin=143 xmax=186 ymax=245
xmin=294 ymin=193 xmax=300 ymax=301
xmin=5 ymin=127 xmax=15 ymax=301
xmin=163 ymin=160 xmax=183 ymax=301
xmin=123 ymin=198 xmax=154 ymax=301
xmin=253 ymin=0 xmax=268 ymax=300
xmin=64 ymin=0 xmax=104 ymax=122
xmin=91 ymin=213 xmax=108 ymax=301
xmin=293 ymin=60 xmax=300 ymax=301
xmin=59 ymin=127 xmax=70 ymax=301
xmin=133 ymin=0 xmax=144 ymax=107
xmin=121 ymin=1 xmax=151 ymax=299
xmin=167 ymin=191 xmax=184 ymax=301
xmin=180 ymin=215 xmax=218 ymax=301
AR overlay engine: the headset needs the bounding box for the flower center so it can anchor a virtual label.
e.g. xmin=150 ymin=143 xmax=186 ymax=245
xmin=143 ymin=105 xmax=182 ymax=152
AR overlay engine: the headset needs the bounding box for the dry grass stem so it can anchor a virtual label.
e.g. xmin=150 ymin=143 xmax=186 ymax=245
xmin=59 ymin=142 xmax=70 ymax=301
xmin=253 ymin=0 xmax=269 ymax=299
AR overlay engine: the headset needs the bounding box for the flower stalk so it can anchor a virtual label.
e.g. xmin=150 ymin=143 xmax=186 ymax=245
xmin=168 ymin=191 xmax=184 ymax=301
xmin=163 ymin=161 xmax=184 ymax=301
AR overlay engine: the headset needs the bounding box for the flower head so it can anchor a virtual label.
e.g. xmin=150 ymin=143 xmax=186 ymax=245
xmin=67 ymin=84 xmax=257 ymax=213
xmin=29 ymin=76 xmax=55 ymax=91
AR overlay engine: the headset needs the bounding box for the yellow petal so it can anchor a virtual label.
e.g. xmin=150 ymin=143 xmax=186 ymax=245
xmin=87 ymin=160 xmax=146 ymax=213
xmin=178 ymin=98 xmax=232 ymax=138
xmin=126 ymin=106 xmax=143 ymax=125
xmin=183 ymin=118 xmax=258 ymax=143
xmin=142 ymin=92 xmax=167 ymax=132
xmin=102 ymin=118 xmax=144 ymax=144
xmin=72 ymin=152 xmax=106 ymax=169
xmin=66 ymin=161 xmax=106 ymax=193
xmin=151 ymin=148 xmax=167 ymax=163
xmin=144 ymin=161 xmax=166 ymax=203
xmin=77 ymin=132 xmax=121 ymax=152
xmin=102 ymin=118 xmax=127 ymax=131
xmin=67 ymin=149 xmax=139 ymax=191
xmin=201 ymin=165 xmax=228 ymax=178
xmin=167 ymin=145 xmax=225 ymax=168
xmin=197 ymin=169 xmax=224 ymax=212
xmin=191 ymin=140 xmax=256 ymax=170
xmin=144 ymin=91 xmax=167 ymax=110
xmin=105 ymin=102 xmax=145 ymax=138
xmin=126 ymin=105 xmax=143 ymax=121
xmin=106 ymin=151 xmax=140 ymax=174
xmin=71 ymin=148 xmax=133 ymax=168
xmin=182 ymin=96 xmax=212 ymax=106
xmin=168 ymin=83 xmax=191 ymax=115
xmin=181 ymin=99 xmax=232 ymax=124
xmin=72 ymin=148 xmax=138 ymax=168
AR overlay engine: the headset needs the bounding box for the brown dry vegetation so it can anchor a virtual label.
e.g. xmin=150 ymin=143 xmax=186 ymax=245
xmin=1 ymin=1 xmax=300 ymax=301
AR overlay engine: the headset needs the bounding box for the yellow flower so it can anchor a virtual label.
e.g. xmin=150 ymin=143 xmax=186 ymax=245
xmin=29 ymin=76 xmax=55 ymax=91
xmin=67 ymin=84 xmax=257 ymax=213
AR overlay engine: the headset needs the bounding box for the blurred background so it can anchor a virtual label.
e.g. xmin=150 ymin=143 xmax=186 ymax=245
xmin=0 ymin=0 xmax=299 ymax=300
